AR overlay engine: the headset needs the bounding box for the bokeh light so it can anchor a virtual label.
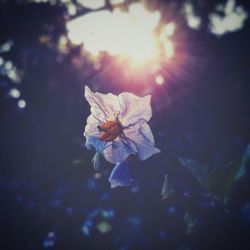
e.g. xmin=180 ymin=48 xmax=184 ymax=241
xmin=9 ymin=88 xmax=21 ymax=98
xmin=43 ymin=231 xmax=56 ymax=248
xmin=110 ymin=0 xmax=125 ymax=5
xmin=155 ymin=75 xmax=164 ymax=85
xmin=160 ymin=23 xmax=176 ymax=38
xmin=0 ymin=40 xmax=13 ymax=53
xmin=184 ymin=2 xmax=202 ymax=30
xmin=76 ymin=0 xmax=105 ymax=9
xmin=209 ymin=0 xmax=248 ymax=36
xmin=17 ymin=99 xmax=26 ymax=109
xmin=0 ymin=57 xmax=4 ymax=66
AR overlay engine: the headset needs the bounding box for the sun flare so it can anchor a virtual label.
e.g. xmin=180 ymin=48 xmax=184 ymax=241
xmin=66 ymin=3 xmax=174 ymax=67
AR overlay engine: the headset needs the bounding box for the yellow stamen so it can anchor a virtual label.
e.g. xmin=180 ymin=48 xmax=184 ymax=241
xmin=98 ymin=120 xmax=122 ymax=142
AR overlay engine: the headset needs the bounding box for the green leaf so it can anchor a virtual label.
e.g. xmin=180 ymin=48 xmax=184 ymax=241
xmin=179 ymin=144 xmax=250 ymax=204
xmin=178 ymin=157 xmax=209 ymax=187
xmin=206 ymin=144 xmax=250 ymax=204
xmin=92 ymin=152 xmax=104 ymax=171
xmin=184 ymin=211 xmax=198 ymax=234
xmin=161 ymin=174 xmax=174 ymax=200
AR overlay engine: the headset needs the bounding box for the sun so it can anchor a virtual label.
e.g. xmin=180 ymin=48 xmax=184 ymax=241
xmin=66 ymin=2 xmax=176 ymax=77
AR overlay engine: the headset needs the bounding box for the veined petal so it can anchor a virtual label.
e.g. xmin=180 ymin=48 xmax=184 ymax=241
xmin=102 ymin=139 xmax=134 ymax=164
xmin=123 ymin=120 xmax=160 ymax=160
xmin=85 ymin=86 xmax=120 ymax=122
xmin=119 ymin=92 xmax=152 ymax=127
xmin=84 ymin=114 xmax=100 ymax=137
xmin=108 ymin=162 xmax=131 ymax=188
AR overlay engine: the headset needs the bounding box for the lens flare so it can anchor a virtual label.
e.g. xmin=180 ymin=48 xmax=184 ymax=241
xmin=163 ymin=40 xmax=175 ymax=60
xmin=67 ymin=3 xmax=162 ymax=66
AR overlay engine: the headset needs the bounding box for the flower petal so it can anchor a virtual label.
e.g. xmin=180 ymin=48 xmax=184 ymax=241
xmin=123 ymin=120 xmax=160 ymax=160
xmin=85 ymin=136 xmax=106 ymax=152
xmin=85 ymin=86 xmax=120 ymax=122
xmin=119 ymin=92 xmax=152 ymax=126
xmin=84 ymin=114 xmax=100 ymax=137
xmin=108 ymin=162 xmax=131 ymax=188
xmin=102 ymin=139 xmax=134 ymax=164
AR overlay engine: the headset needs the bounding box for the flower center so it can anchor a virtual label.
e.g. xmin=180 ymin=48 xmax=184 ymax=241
xmin=97 ymin=120 xmax=122 ymax=142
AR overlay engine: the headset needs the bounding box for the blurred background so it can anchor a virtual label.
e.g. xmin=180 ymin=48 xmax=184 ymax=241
xmin=0 ymin=0 xmax=250 ymax=249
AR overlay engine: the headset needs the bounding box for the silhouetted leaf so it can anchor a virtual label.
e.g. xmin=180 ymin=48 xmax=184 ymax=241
xmin=184 ymin=211 xmax=198 ymax=234
xmin=178 ymin=145 xmax=250 ymax=204
xmin=178 ymin=157 xmax=209 ymax=187
xmin=161 ymin=174 xmax=174 ymax=200
xmin=206 ymin=144 xmax=250 ymax=203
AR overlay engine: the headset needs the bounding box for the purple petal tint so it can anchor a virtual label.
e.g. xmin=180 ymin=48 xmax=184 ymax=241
xmin=108 ymin=161 xmax=131 ymax=188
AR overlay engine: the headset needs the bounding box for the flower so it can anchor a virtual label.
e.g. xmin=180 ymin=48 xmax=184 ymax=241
xmin=84 ymin=86 xmax=160 ymax=187
xmin=84 ymin=86 xmax=160 ymax=162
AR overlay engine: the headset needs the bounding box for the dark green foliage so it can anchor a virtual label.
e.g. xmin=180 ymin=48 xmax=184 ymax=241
xmin=179 ymin=145 xmax=250 ymax=204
